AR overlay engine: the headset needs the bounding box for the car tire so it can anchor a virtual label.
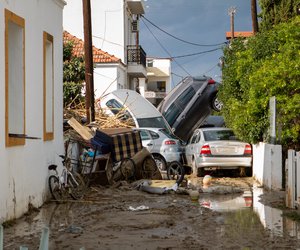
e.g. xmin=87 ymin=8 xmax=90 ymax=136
xmin=197 ymin=168 xmax=205 ymax=177
xmin=211 ymin=95 xmax=223 ymax=112
xmin=167 ymin=161 xmax=185 ymax=185
xmin=153 ymin=154 xmax=167 ymax=172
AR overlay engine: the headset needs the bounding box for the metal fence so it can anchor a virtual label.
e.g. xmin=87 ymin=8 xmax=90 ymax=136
xmin=286 ymin=149 xmax=300 ymax=208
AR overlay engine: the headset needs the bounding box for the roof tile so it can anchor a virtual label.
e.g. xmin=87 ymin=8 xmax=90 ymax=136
xmin=63 ymin=30 xmax=121 ymax=64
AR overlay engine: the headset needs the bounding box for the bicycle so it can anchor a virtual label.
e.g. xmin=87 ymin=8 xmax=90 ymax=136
xmin=48 ymin=155 xmax=86 ymax=201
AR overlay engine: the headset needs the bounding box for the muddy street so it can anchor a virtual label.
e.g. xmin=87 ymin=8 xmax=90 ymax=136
xmin=3 ymin=176 xmax=300 ymax=250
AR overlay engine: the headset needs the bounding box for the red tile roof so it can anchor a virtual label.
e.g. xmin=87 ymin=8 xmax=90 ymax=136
xmin=226 ymin=31 xmax=254 ymax=40
xmin=63 ymin=30 xmax=121 ymax=64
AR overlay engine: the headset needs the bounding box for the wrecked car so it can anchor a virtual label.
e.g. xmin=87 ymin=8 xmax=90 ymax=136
xmin=157 ymin=76 xmax=222 ymax=142
xmin=97 ymin=89 xmax=173 ymax=134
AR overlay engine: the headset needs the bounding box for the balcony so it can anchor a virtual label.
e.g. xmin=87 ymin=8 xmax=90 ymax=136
xmin=126 ymin=0 xmax=145 ymax=15
xmin=127 ymin=45 xmax=147 ymax=78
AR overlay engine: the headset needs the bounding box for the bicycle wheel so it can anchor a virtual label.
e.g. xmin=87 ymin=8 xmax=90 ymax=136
xmin=120 ymin=158 xmax=136 ymax=181
xmin=141 ymin=155 xmax=160 ymax=179
xmin=167 ymin=161 xmax=185 ymax=185
xmin=68 ymin=172 xmax=86 ymax=200
xmin=48 ymin=175 xmax=63 ymax=201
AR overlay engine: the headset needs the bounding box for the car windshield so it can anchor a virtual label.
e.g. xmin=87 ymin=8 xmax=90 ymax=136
xmin=137 ymin=117 xmax=172 ymax=134
xmin=203 ymin=130 xmax=236 ymax=141
xmin=159 ymin=128 xmax=178 ymax=139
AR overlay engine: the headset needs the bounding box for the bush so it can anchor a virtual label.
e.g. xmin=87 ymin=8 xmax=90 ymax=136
xmin=219 ymin=17 xmax=300 ymax=149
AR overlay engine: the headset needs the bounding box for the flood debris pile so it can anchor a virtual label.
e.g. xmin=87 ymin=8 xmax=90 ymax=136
xmin=64 ymin=102 xmax=135 ymax=131
xmin=63 ymin=112 xmax=162 ymax=195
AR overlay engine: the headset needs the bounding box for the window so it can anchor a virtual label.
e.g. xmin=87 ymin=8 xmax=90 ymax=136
xmin=139 ymin=130 xmax=150 ymax=141
xmin=106 ymin=99 xmax=133 ymax=120
xmin=137 ymin=117 xmax=172 ymax=134
xmin=157 ymin=81 xmax=166 ymax=91
xmin=204 ymin=130 xmax=235 ymax=141
xmin=147 ymin=59 xmax=153 ymax=67
xmin=176 ymin=86 xmax=195 ymax=108
xmin=44 ymin=32 xmax=54 ymax=141
xmin=149 ymin=130 xmax=159 ymax=139
xmin=5 ymin=9 xmax=25 ymax=147
xmin=190 ymin=131 xmax=199 ymax=144
xmin=163 ymin=103 xmax=181 ymax=126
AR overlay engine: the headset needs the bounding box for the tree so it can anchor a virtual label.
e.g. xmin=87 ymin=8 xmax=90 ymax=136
xmin=219 ymin=17 xmax=300 ymax=150
xmin=259 ymin=0 xmax=300 ymax=31
xmin=63 ymin=41 xmax=85 ymax=107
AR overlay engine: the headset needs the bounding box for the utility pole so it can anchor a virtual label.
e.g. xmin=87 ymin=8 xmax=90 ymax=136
xmin=228 ymin=7 xmax=236 ymax=41
xmin=82 ymin=0 xmax=95 ymax=123
xmin=251 ymin=0 xmax=259 ymax=34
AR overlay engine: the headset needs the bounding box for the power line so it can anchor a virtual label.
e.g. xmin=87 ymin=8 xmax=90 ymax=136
xmin=172 ymin=47 xmax=222 ymax=59
xmin=141 ymin=15 xmax=227 ymax=47
xmin=203 ymin=63 xmax=218 ymax=75
xmin=141 ymin=18 xmax=191 ymax=76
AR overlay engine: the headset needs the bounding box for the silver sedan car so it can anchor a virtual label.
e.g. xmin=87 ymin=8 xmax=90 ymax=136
xmin=185 ymin=127 xmax=252 ymax=177
xmin=135 ymin=128 xmax=183 ymax=172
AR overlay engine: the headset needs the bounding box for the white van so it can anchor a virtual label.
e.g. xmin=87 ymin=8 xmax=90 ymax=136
xmin=97 ymin=89 xmax=173 ymax=133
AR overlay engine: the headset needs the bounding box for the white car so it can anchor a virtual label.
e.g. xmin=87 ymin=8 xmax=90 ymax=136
xmin=135 ymin=127 xmax=183 ymax=172
xmin=97 ymin=89 xmax=172 ymax=134
xmin=185 ymin=127 xmax=252 ymax=177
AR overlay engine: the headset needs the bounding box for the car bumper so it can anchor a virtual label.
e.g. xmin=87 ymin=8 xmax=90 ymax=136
xmin=162 ymin=151 xmax=182 ymax=163
xmin=196 ymin=156 xmax=252 ymax=169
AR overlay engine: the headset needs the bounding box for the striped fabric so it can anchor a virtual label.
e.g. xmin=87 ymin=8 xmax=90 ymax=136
xmin=111 ymin=131 xmax=143 ymax=162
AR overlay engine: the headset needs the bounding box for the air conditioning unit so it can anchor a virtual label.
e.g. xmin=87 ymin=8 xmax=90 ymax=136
xmin=132 ymin=20 xmax=139 ymax=32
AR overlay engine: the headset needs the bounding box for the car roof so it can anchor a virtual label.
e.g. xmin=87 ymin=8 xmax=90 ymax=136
xmin=198 ymin=127 xmax=233 ymax=132
xmin=135 ymin=127 xmax=163 ymax=132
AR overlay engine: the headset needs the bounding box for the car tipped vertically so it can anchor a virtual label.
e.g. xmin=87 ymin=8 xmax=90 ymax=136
xmin=157 ymin=76 xmax=222 ymax=142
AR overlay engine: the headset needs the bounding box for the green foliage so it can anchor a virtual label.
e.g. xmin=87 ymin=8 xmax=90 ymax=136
xmin=63 ymin=41 xmax=85 ymax=107
xmin=219 ymin=17 xmax=300 ymax=149
xmin=259 ymin=0 xmax=300 ymax=31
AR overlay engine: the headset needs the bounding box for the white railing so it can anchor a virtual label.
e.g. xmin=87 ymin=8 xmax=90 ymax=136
xmin=286 ymin=149 xmax=300 ymax=208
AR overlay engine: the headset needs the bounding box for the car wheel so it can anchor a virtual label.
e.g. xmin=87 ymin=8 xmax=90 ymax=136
xmin=211 ymin=95 xmax=223 ymax=112
xmin=153 ymin=155 xmax=167 ymax=171
xmin=167 ymin=161 xmax=185 ymax=185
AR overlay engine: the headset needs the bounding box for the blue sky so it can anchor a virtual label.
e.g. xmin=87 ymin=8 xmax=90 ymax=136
xmin=139 ymin=0 xmax=255 ymax=86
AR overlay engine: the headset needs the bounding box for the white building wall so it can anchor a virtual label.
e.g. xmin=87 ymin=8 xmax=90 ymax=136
xmin=0 ymin=0 xmax=65 ymax=221
xmin=63 ymin=0 xmax=129 ymax=63
xmin=94 ymin=64 xmax=126 ymax=98
xmin=253 ymin=142 xmax=282 ymax=190
xmin=147 ymin=58 xmax=172 ymax=93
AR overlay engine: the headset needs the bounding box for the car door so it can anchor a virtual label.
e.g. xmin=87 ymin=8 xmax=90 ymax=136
xmin=185 ymin=130 xmax=200 ymax=164
xmin=138 ymin=129 xmax=154 ymax=152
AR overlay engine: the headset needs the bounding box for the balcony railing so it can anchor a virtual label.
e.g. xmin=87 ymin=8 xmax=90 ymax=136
xmin=127 ymin=45 xmax=146 ymax=68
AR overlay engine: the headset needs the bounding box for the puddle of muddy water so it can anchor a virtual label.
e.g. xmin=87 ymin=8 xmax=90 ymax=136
xmin=198 ymin=186 xmax=300 ymax=239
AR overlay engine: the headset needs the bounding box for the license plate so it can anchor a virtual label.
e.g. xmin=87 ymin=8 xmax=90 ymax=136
xmin=204 ymin=167 xmax=217 ymax=171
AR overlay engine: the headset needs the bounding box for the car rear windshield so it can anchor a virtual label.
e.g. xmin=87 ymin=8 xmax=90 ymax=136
xmin=203 ymin=130 xmax=236 ymax=141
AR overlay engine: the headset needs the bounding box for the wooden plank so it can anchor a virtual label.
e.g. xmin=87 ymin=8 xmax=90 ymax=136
xmin=67 ymin=117 xmax=93 ymax=140
xmin=150 ymin=180 xmax=176 ymax=188
xmin=99 ymin=127 xmax=132 ymax=136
